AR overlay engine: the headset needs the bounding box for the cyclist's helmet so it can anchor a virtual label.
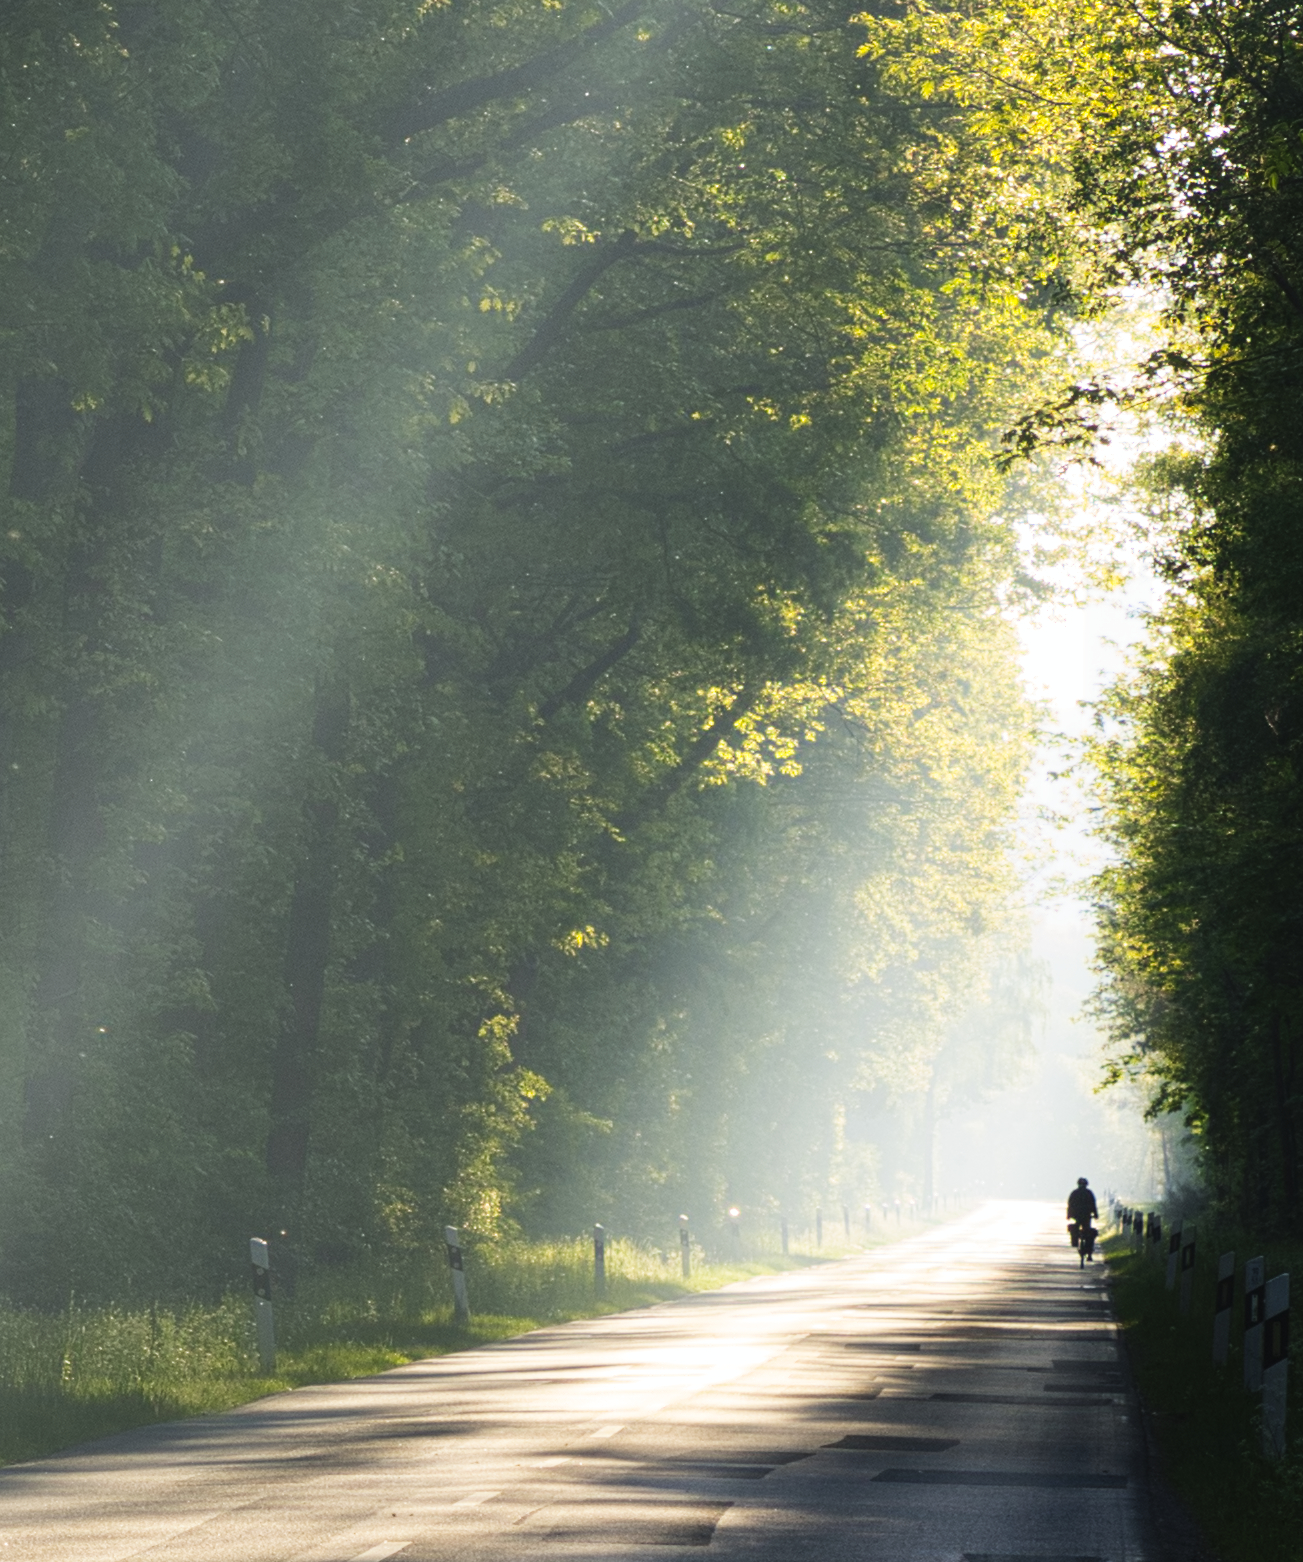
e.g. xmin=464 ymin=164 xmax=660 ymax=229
xmin=1077 ymin=1177 xmax=1089 ymax=1186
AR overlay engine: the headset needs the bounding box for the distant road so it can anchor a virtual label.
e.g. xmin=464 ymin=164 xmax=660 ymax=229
xmin=0 ymin=1203 xmax=1148 ymax=1561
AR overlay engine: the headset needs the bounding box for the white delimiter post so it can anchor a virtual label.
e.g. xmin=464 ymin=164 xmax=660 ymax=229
xmin=249 ymin=1237 xmax=276 ymax=1374
xmin=1261 ymin=1272 xmax=1290 ymax=1459
xmin=444 ymin=1225 xmax=471 ymax=1325
xmin=1213 ymin=1251 xmax=1235 ymax=1366
xmin=1165 ymin=1221 xmax=1182 ymax=1291
xmin=1244 ymin=1255 xmax=1266 ymax=1393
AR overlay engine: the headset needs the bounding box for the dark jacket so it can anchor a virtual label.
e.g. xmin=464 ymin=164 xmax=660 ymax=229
xmin=1067 ymin=1186 xmax=1098 ymax=1223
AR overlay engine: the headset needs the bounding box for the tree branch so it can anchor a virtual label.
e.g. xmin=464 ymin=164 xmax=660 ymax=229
xmin=502 ymin=229 xmax=640 ymax=379
xmin=584 ymin=291 xmax=723 ymax=331
xmin=537 ymin=618 xmax=643 ymax=720
xmin=387 ymin=0 xmax=646 ymax=145
xmin=617 ymin=679 xmax=765 ymax=829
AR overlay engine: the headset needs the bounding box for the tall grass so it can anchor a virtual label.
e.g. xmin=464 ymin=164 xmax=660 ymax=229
xmin=294 ymin=1232 xmax=812 ymax=1337
xmin=0 ymin=1293 xmax=258 ymax=1468
xmin=0 ymin=1213 xmax=943 ymax=1469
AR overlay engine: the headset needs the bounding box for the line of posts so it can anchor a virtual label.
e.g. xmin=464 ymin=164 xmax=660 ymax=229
xmin=1114 ymin=1202 xmax=1290 ymax=1458
xmin=247 ymin=1195 xmax=964 ymax=1367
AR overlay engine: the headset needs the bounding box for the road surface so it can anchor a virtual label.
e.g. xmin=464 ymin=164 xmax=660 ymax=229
xmin=0 ymin=1202 xmax=1149 ymax=1561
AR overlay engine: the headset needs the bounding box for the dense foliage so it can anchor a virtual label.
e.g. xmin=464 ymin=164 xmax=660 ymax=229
xmin=901 ymin=0 xmax=1303 ymax=1226
xmin=0 ymin=0 xmax=1076 ymax=1305
xmin=1084 ymin=0 xmax=1303 ymax=1230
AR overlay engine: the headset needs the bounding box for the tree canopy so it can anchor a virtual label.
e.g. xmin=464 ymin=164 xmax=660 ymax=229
xmin=897 ymin=0 xmax=1303 ymax=1227
xmin=0 ymin=0 xmax=1098 ymax=1304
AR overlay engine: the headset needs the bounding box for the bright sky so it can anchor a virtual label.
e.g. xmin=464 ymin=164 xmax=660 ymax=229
xmin=933 ymin=293 xmax=1183 ymax=1203
xmin=937 ymin=497 xmax=1166 ymax=1202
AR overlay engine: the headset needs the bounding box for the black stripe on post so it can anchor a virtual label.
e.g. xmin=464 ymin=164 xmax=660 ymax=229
xmin=250 ymin=1237 xmax=272 ymax=1300
xmin=1263 ymin=1309 xmax=1290 ymax=1372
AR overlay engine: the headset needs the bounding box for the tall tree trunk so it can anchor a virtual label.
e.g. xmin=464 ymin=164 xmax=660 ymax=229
xmin=20 ymin=412 xmax=150 ymax=1146
xmin=265 ymin=681 xmax=349 ymax=1211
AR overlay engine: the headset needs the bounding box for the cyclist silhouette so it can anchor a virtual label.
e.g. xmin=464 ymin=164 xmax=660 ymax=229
xmin=1066 ymin=1178 xmax=1098 ymax=1262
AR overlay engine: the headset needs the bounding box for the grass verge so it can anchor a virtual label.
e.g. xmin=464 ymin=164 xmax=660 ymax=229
xmin=1105 ymin=1229 xmax=1303 ymax=1561
xmin=0 ymin=1216 xmax=945 ymax=1468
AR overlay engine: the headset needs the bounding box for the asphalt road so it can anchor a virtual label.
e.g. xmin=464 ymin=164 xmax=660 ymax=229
xmin=0 ymin=1202 xmax=1149 ymax=1562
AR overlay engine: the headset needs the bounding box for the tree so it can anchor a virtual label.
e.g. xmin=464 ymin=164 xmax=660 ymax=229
xmin=897 ymin=0 xmax=1303 ymax=1228
xmin=0 ymin=0 xmax=1072 ymax=1301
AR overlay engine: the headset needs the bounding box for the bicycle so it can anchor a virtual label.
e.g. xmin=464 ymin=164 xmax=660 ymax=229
xmin=1076 ymin=1223 xmax=1096 ymax=1267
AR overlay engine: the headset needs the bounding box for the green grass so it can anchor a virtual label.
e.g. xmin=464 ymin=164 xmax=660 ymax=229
xmin=0 ymin=1214 xmax=944 ymax=1468
xmin=1105 ymin=1228 xmax=1303 ymax=1562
